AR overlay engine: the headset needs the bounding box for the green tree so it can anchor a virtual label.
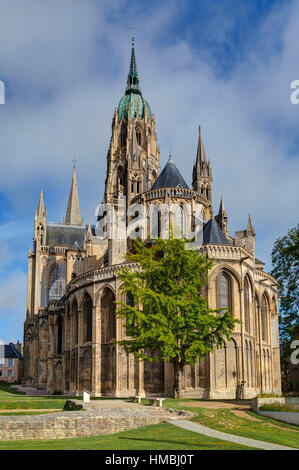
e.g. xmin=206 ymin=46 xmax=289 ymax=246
xmin=116 ymin=237 xmax=237 ymax=398
xmin=271 ymin=223 xmax=299 ymax=349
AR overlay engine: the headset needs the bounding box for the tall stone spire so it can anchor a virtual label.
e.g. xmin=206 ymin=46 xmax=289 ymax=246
xmin=125 ymin=36 xmax=141 ymax=95
xmin=35 ymin=186 xmax=46 ymax=219
xmin=192 ymin=126 xmax=212 ymax=203
xmin=64 ymin=166 xmax=83 ymax=226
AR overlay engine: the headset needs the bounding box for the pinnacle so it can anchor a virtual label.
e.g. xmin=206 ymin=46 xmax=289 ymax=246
xmin=64 ymin=166 xmax=83 ymax=226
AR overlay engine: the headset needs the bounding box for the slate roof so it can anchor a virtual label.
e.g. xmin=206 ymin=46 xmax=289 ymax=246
xmin=46 ymin=223 xmax=95 ymax=250
xmin=1 ymin=343 xmax=23 ymax=359
xmin=151 ymin=157 xmax=189 ymax=190
xmin=202 ymin=218 xmax=230 ymax=245
xmin=255 ymin=257 xmax=265 ymax=265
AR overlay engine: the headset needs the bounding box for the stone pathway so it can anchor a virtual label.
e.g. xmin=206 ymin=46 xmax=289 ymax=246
xmin=168 ymin=419 xmax=297 ymax=450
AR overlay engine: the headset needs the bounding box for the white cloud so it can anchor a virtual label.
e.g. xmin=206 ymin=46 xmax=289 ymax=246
xmin=0 ymin=270 xmax=27 ymax=313
xmin=0 ymin=0 xmax=298 ymax=274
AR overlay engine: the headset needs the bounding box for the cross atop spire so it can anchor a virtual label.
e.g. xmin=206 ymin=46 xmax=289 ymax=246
xmin=126 ymin=36 xmax=141 ymax=95
xmin=64 ymin=166 xmax=83 ymax=226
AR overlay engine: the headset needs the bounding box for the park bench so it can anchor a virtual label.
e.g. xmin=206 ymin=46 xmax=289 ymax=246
xmin=131 ymin=395 xmax=142 ymax=404
xmin=148 ymin=397 xmax=164 ymax=407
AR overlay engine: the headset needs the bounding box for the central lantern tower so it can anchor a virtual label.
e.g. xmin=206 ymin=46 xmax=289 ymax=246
xmin=104 ymin=37 xmax=160 ymax=206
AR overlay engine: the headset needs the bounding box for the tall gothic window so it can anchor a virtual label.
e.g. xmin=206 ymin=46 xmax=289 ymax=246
xmin=244 ymin=276 xmax=250 ymax=333
xmin=57 ymin=316 xmax=63 ymax=355
xmin=126 ymin=291 xmax=134 ymax=336
xmin=49 ymin=262 xmax=66 ymax=301
xmin=261 ymin=294 xmax=268 ymax=342
xmin=176 ymin=206 xmax=185 ymax=238
xmin=254 ymin=295 xmax=259 ymax=337
xmin=217 ymin=271 xmax=231 ymax=312
xmin=151 ymin=205 xmax=161 ymax=238
xmin=72 ymin=299 xmax=79 ymax=345
xmin=83 ymin=293 xmax=93 ymax=342
xmin=120 ymin=126 xmax=127 ymax=147
xmin=101 ymin=287 xmax=116 ymax=343
xmin=136 ymin=127 xmax=142 ymax=146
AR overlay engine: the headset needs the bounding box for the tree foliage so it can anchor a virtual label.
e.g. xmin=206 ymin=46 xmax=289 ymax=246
xmin=271 ymin=223 xmax=299 ymax=349
xmin=116 ymin=237 xmax=238 ymax=397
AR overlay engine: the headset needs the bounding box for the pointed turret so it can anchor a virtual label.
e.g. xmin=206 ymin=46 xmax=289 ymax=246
xmin=235 ymin=214 xmax=256 ymax=255
xmin=64 ymin=166 xmax=83 ymax=226
xmin=35 ymin=186 xmax=45 ymax=218
xmin=34 ymin=186 xmax=47 ymax=247
xmin=246 ymin=214 xmax=255 ymax=237
xmin=192 ymin=126 xmax=212 ymax=203
xmin=215 ymin=197 xmax=229 ymax=236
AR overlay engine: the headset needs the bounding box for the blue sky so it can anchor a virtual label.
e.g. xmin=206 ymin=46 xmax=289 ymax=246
xmin=0 ymin=0 xmax=298 ymax=343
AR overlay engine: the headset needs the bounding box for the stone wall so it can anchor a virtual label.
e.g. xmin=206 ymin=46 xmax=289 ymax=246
xmin=0 ymin=405 xmax=190 ymax=441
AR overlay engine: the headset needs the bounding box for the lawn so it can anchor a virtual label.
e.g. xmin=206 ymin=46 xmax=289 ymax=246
xmin=0 ymin=383 xmax=71 ymax=410
xmin=1 ymin=384 xmax=298 ymax=450
xmin=163 ymin=399 xmax=299 ymax=449
xmin=0 ymin=422 xmax=254 ymax=450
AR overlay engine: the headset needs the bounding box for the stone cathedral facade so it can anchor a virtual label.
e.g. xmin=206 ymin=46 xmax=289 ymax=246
xmin=23 ymin=39 xmax=282 ymax=398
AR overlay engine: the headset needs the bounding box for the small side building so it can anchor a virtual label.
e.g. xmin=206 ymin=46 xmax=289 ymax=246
xmin=0 ymin=342 xmax=23 ymax=383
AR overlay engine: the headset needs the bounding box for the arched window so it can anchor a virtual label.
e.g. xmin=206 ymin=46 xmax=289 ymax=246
xmin=136 ymin=127 xmax=142 ymax=146
xmin=217 ymin=271 xmax=231 ymax=312
xmin=244 ymin=276 xmax=250 ymax=333
xmin=120 ymin=126 xmax=127 ymax=147
xmin=57 ymin=316 xmax=63 ymax=355
xmin=49 ymin=262 xmax=66 ymax=301
xmin=151 ymin=205 xmax=161 ymax=238
xmin=254 ymin=295 xmax=259 ymax=337
xmin=72 ymin=299 xmax=79 ymax=345
xmin=176 ymin=206 xmax=185 ymax=238
xmin=126 ymin=291 xmax=134 ymax=336
xmin=83 ymin=293 xmax=93 ymax=342
xmin=261 ymin=294 xmax=268 ymax=342
xmin=118 ymin=166 xmax=124 ymax=188
xmin=101 ymin=288 xmax=116 ymax=343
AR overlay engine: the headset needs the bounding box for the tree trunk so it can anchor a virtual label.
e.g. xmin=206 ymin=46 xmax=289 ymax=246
xmin=173 ymin=361 xmax=184 ymax=399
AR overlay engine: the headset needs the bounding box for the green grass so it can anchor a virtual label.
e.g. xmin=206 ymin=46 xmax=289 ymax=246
xmin=163 ymin=399 xmax=299 ymax=449
xmin=1 ymin=384 xmax=297 ymax=450
xmin=0 ymin=422 xmax=254 ymax=450
xmin=0 ymin=411 xmax=60 ymax=416
xmin=259 ymin=404 xmax=299 ymax=412
xmin=0 ymin=382 xmax=26 ymax=395
xmin=0 ymin=383 xmax=68 ymax=410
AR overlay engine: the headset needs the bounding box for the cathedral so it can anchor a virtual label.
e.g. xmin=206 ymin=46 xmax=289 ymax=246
xmin=23 ymin=39 xmax=282 ymax=399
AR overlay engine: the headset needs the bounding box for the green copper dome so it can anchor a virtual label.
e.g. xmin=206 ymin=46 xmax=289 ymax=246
xmin=118 ymin=37 xmax=151 ymax=121
xmin=118 ymin=93 xmax=151 ymax=121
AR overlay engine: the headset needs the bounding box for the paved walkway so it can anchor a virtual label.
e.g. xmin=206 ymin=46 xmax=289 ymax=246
xmin=168 ymin=419 xmax=297 ymax=450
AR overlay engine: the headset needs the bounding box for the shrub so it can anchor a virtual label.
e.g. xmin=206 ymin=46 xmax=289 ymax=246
xmin=63 ymin=400 xmax=83 ymax=411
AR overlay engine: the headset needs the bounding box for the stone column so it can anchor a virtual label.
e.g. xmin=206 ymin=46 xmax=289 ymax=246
xmin=77 ymin=308 xmax=82 ymax=396
xmin=92 ymin=303 xmax=102 ymax=396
